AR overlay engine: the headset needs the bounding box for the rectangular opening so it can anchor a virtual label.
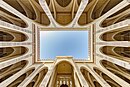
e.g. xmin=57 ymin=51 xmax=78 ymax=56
xmin=40 ymin=31 xmax=89 ymax=60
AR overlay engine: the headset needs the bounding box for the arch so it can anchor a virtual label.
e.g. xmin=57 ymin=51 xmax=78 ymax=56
xmin=0 ymin=7 xmax=27 ymax=28
xmin=100 ymin=46 xmax=130 ymax=62
xmin=114 ymin=30 xmax=130 ymax=41
xmin=101 ymin=30 xmax=130 ymax=41
xmin=31 ymin=0 xmax=50 ymax=25
xmin=0 ymin=46 xmax=28 ymax=61
xmin=55 ymin=60 xmax=74 ymax=68
xmin=60 ymin=84 xmax=68 ymax=87
xmin=80 ymin=67 xmax=102 ymax=87
xmin=56 ymin=61 xmax=73 ymax=74
xmin=0 ymin=31 xmax=14 ymax=41
xmin=0 ymin=16 xmax=13 ymax=24
xmin=7 ymin=68 xmax=35 ymax=87
xmin=78 ymin=0 xmax=98 ymax=25
xmin=4 ymin=0 xmax=51 ymax=26
xmin=78 ymin=0 xmax=122 ymax=25
xmin=42 ymin=0 xmax=78 ymax=25
xmin=114 ymin=47 xmax=130 ymax=58
xmin=0 ymin=60 xmax=28 ymax=83
xmin=56 ymin=0 xmax=71 ymax=7
xmin=0 ymin=47 xmax=14 ymax=58
xmin=27 ymin=67 xmax=48 ymax=87
xmin=101 ymin=4 xmax=130 ymax=27
xmin=99 ymin=0 xmax=122 ymax=16
xmin=0 ymin=29 xmax=28 ymax=42
xmin=100 ymin=60 xmax=130 ymax=84
xmin=53 ymin=61 xmax=75 ymax=87
xmin=4 ymin=0 xmax=36 ymax=20
xmin=93 ymin=67 xmax=121 ymax=87
xmin=100 ymin=30 xmax=118 ymax=41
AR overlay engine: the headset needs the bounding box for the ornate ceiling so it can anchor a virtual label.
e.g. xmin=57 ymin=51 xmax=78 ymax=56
xmin=0 ymin=0 xmax=130 ymax=87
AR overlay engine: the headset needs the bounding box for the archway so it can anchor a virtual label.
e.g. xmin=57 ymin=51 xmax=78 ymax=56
xmin=60 ymin=84 xmax=68 ymax=87
xmin=52 ymin=61 xmax=75 ymax=87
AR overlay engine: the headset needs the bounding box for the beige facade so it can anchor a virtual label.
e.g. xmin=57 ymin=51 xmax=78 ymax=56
xmin=0 ymin=0 xmax=130 ymax=87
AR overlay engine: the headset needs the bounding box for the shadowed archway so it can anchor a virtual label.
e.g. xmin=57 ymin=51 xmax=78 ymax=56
xmin=60 ymin=84 xmax=68 ymax=87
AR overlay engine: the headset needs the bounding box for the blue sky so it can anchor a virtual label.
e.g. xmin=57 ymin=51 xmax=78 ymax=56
xmin=40 ymin=31 xmax=89 ymax=59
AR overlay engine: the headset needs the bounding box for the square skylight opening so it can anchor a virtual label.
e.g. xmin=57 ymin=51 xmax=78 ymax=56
xmin=40 ymin=31 xmax=89 ymax=60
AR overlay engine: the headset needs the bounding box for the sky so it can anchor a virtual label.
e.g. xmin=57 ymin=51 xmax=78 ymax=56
xmin=40 ymin=31 xmax=89 ymax=59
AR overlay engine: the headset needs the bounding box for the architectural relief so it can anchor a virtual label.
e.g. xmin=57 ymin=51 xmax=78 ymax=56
xmin=0 ymin=0 xmax=130 ymax=87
